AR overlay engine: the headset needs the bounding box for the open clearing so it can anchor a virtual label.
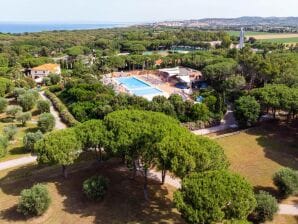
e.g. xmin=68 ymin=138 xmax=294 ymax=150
xmin=227 ymin=31 xmax=298 ymax=43
xmin=215 ymin=121 xmax=298 ymax=203
xmin=0 ymin=160 xmax=184 ymax=224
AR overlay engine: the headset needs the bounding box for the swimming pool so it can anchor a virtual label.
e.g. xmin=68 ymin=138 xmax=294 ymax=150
xmin=132 ymin=88 xmax=163 ymax=96
xmin=117 ymin=77 xmax=150 ymax=89
xmin=115 ymin=76 xmax=165 ymax=99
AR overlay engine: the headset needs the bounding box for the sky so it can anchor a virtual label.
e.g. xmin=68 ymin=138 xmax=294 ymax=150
xmin=0 ymin=0 xmax=297 ymax=23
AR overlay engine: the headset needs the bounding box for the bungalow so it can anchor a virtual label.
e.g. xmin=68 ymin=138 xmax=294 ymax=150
xmin=30 ymin=63 xmax=61 ymax=83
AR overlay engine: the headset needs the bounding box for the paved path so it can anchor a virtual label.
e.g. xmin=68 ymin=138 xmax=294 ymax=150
xmin=39 ymin=91 xmax=67 ymax=130
xmin=0 ymin=156 xmax=37 ymax=171
xmin=192 ymin=106 xmax=237 ymax=135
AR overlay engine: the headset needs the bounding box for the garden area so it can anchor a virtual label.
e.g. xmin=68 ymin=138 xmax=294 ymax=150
xmin=0 ymin=78 xmax=56 ymax=162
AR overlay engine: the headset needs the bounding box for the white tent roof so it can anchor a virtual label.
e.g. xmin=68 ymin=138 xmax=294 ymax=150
xmin=159 ymin=67 xmax=180 ymax=77
xmin=178 ymin=75 xmax=191 ymax=83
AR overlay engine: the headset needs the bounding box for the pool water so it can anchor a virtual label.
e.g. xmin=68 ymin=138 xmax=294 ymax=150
xmin=132 ymin=88 xmax=163 ymax=96
xmin=117 ymin=77 xmax=150 ymax=89
xmin=116 ymin=77 xmax=164 ymax=98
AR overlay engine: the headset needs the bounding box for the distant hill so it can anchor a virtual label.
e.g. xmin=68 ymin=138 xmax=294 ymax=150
xmin=151 ymin=17 xmax=298 ymax=29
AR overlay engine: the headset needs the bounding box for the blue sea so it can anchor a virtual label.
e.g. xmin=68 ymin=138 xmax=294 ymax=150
xmin=0 ymin=23 xmax=130 ymax=34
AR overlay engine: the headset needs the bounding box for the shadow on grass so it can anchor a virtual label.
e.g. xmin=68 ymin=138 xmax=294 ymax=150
xmin=0 ymin=160 xmax=183 ymax=223
xmin=24 ymin=127 xmax=39 ymax=133
xmin=246 ymin=120 xmax=298 ymax=171
xmin=0 ymin=117 xmax=14 ymax=123
xmin=9 ymin=146 xmax=26 ymax=155
xmin=254 ymin=185 xmax=278 ymax=197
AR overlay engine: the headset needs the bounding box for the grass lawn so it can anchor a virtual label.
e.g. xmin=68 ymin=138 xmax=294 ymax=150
xmin=227 ymin=31 xmax=270 ymax=36
xmin=0 ymin=117 xmax=38 ymax=162
xmin=0 ymin=159 xmax=184 ymax=224
xmin=258 ymin=37 xmax=298 ymax=44
xmin=215 ymin=121 xmax=298 ymax=200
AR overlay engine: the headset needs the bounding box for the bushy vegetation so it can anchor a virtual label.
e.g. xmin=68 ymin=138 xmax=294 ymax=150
xmin=44 ymin=90 xmax=78 ymax=126
xmin=0 ymin=97 xmax=8 ymax=113
xmin=0 ymin=77 xmax=13 ymax=97
xmin=6 ymin=105 xmax=23 ymax=117
xmin=83 ymin=175 xmax=109 ymax=201
xmin=174 ymin=171 xmax=256 ymax=224
xmin=17 ymin=184 xmax=51 ymax=216
xmin=234 ymin=96 xmax=260 ymax=128
xmin=16 ymin=111 xmax=32 ymax=126
xmin=23 ymin=131 xmax=43 ymax=152
xmin=253 ymin=191 xmax=278 ymax=222
xmin=273 ymin=168 xmax=298 ymax=198
xmin=0 ymin=136 xmax=9 ymax=157
xmin=37 ymin=100 xmax=50 ymax=113
xmin=17 ymin=90 xmax=38 ymax=112
xmin=59 ymin=80 xmax=225 ymax=124
xmin=3 ymin=124 xmax=17 ymax=140
xmin=37 ymin=113 xmax=55 ymax=133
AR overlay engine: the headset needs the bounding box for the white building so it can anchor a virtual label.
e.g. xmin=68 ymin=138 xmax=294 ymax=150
xmin=30 ymin=63 xmax=61 ymax=83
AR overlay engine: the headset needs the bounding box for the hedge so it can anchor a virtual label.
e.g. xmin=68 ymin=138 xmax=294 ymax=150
xmin=44 ymin=90 xmax=78 ymax=127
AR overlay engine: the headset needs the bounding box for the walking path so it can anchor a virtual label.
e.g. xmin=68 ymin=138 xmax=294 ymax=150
xmin=0 ymin=156 xmax=37 ymax=171
xmin=192 ymin=106 xmax=237 ymax=135
xmin=39 ymin=91 xmax=67 ymax=130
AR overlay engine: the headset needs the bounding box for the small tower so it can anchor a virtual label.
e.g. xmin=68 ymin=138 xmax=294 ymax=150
xmin=239 ymin=27 xmax=245 ymax=49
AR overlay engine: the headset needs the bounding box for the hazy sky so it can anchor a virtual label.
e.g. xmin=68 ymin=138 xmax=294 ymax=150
xmin=0 ymin=0 xmax=297 ymax=23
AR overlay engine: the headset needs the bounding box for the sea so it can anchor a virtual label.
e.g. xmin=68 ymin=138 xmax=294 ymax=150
xmin=0 ymin=23 xmax=131 ymax=34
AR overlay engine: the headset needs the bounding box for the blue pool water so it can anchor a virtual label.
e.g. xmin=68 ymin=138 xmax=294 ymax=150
xmin=132 ymin=88 xmax=163 ymax=96
xmin=116 ymin=77 xmax=164 ymax=98
xmin=117 ymin=77 xmax=150 ymax=89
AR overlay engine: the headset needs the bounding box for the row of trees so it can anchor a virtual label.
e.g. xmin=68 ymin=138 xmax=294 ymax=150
xmin=34 ymin=110 xmax=261 ymax=223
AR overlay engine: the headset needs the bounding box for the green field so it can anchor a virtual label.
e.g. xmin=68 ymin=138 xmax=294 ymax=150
xmin=227 ymin=31 xmax=270 ymax=36
xmin=215 ymin=121 xmax=298 ymax=193
xmin=258 ymin=37 xmax=298 ymax=44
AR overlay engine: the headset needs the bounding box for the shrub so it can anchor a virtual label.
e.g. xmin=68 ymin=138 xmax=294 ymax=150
xmin=0 ymin=136 xmax=8 ymax=157
xmin=273 ymin=168 xmax=298 ymax=198
xmin=48 ymin=74 xmax=61 ymax=85
xmin=83 ymin=175 xmax=109 ymax=201
xmin=44 ymin=90 xmax=78 ymax=126
xmin=6 ymin=105 xmax=23 ymax=117
xmin=37 ymin=100 xmax=50 ymax=113
xmin=3 ymin=124 xmax=18 ymax=140
xmin=174 ymin=171 xmax=256 ymax=224
xmin=17 ymin=184 xmax=51 ymax=216
xmin=234 ymin=96 xmax=260 ymax=128
xmin=0 ymin=77 xmax=14 ymax=97
xmin=16 ymin=111 xmax=32 ymax=126
xmin=43 ymin=77 xmax=52 ymax=86
xmin=49 ymin=85 xmax=63 ymax=93
xmin=37 ymin=113 xmax=55 ymax=133
xmin=13 ymin=88 xmax=26 ymax=100
xmin=0 ymin=97 xmax=8 ymax=113
xmin=23 ymin=131 xmax=43 ymax=152
xmin=191 ymin=103 xmax=210 ymax=121
xmin=17 ymin=92 xmax=37 ymax=112
xmin=253 ymin=191 xmax=278 ymax=222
